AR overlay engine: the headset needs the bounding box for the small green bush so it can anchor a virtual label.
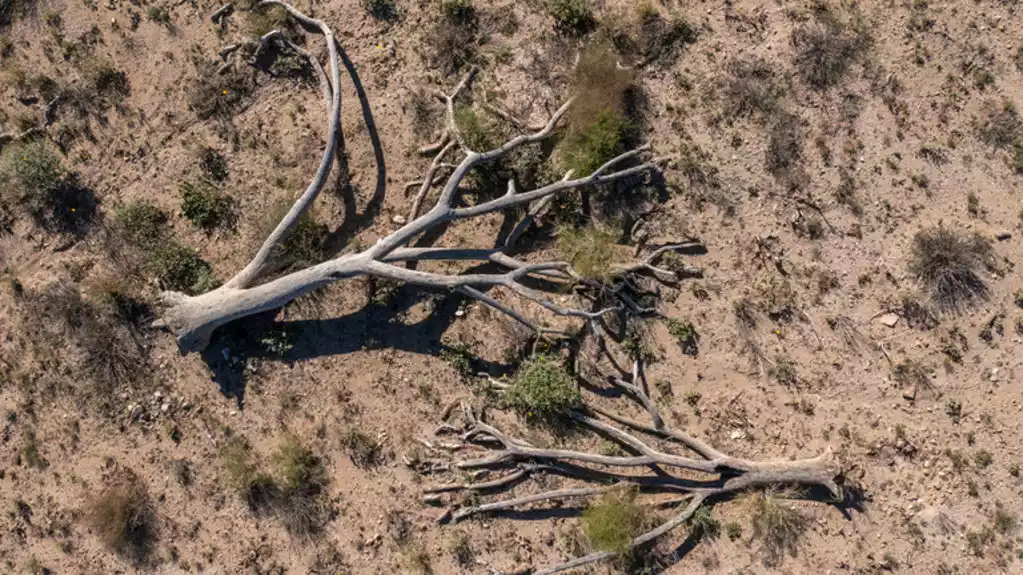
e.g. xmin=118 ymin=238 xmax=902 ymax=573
xmin=362 ymin=0 xmax=398 ymax=21
xmin=453 ymin=105 xmax=501 ymax=151
xmin=556 ymin=225 xmax=619 ymax=281
xmin=440 ymin=0 xmax=475 ymax=24
xmin=545 ymin=0 xmax=593 ymax=36
xmin=0 ymin=139 xmax=64 ymax=213
xmin=505 ymin=355 xmax=581 ymax=421
xmin=667 ymin=318 xmax=699 ymax=356
xmin=198 ymin=147 xmax=229 ymax=182
xmin=115 ymin=201 xmax=168 ymax=247
xmin=689 ymin=506 xmax=720 ymax=538
xmin=147 ymin=242 xmax=219 ymax=295
xmin=558 ymin=108 xmax=632 ymax=176
xmin=340 ymin=428 xmax=382 ymax=467
xmin=257 ymin=199 xmax=329 ymax=267
xmin=146 ymin=6 xmax=171 ymax=26
xmin=180 ymin=180 xmax=232 ymax=230
xmin=272 ymin=435 xmax=325 ymax=492
xmin=582 ymin=489 xmax=646 ymax=554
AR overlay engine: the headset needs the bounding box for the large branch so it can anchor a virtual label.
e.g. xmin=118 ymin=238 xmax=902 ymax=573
xmin=224 ymin=1 xmax=342 ymax=289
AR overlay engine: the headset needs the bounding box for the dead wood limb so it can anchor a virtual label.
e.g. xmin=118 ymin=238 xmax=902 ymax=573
xmin=211 ymin=2 xmax=233 ymax=24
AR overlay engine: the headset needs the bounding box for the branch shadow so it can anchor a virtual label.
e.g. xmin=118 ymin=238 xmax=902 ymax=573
xmin=198 ymin=259 xmax=524 ymax=405
xmin=324 ymin=42 xmax=387 ymax=253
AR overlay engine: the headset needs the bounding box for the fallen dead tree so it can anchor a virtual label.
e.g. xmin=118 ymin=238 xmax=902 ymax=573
xmin=154 ymin=0 xmax=699 ymax=353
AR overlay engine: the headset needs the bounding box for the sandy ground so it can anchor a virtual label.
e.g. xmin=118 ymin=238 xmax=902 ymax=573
xmin=1 ymin=0 xmax=1023 ymax=573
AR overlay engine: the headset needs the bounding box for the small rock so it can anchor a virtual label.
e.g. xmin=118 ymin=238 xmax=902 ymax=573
xmin=454 ymin=309 xmax=465 ymax=318
xmin=878 ymin=313 xmax=900 ymax=328
xmin=995 ymin=232 xmax=1012 ymax=241
xmin=154 ymin=391 xmax=162 ymax=400
xmin=392 ymin=214 xmax=407 ymax=225
xmin=161 ymin=403 xmax=170 ymax=413
xmin=902 ymin=385 xmax=917 ymax=401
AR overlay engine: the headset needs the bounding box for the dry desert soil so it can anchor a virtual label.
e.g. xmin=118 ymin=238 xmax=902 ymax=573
xmin=1 ymin=0 xmax=1023 ymax=573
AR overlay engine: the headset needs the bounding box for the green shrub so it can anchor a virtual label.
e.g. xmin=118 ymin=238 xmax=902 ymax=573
xmin=179 ymin=180 xmax=232 ymax=230
xmin=272 ymin=435 xmax=325 ymax=492
xmin=115 ymin=201 xmax=168 ymax=247
xmin=689 ymin=506 xmax=720 ymax=538
xmin=667 ymin=318 xmax=699 ymax=356
xmin=258 ymin=199 xmax=329 ymax=267
xmin=454 ymin=105 xmax=501 ymax=151
xmin=147 ymin=242 xmax=219 ymax=295
xmin=440 ymin=0 xmax=475 ymax=24
xmin=339 ymin=428 xmax=382 ymax=467
xmin=582 ymin=488 xmax=646 ymax=554
xmin=146 ymin=6 xmax=171 ymax=26
xmin=908 ymin=227 xmax=992 ymax=312
xmin=362 ymin=0 xmax=398 ymax=21
xmin=505 ymin=355 xmax=581 ymax=421
xmin=545 ymin=0 xmax=593 ymax=36
xmin=0 ymin=139 xmax=64 ymax=213
xmin=558 ymin=108 xmax=632 ymax=176
xmin=556 ymin=225 xmax=619 ymax=281
xmin=198 ymin=147 xmax=229 ymax=182
xmin=769 ymin=356 xmax=798 ymax=386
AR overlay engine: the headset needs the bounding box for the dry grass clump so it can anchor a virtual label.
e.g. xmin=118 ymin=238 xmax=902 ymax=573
xmin=908 ymin=227 xmax=993 ymax=312
xmin=22 ymin=282 xmax=150 ymax=410
xmin=188 ymin=61 xmax=254 ymax=120
xmin=747 ymin=492 xmax=807 ymax=566
xmin=721 ymin=58 xmax=785 ymax=119
xmin=87 ymin=472 xmax=156 ymax=561
xmin=791 ymin=4 xmax=872 ymax=90
xmin=556 ymin=225 xmax=620 ymax=281
xmin=221 ymin=436 xmax=329 ymax=536
xmin=582 ymin=488 xmax=648 ymax=554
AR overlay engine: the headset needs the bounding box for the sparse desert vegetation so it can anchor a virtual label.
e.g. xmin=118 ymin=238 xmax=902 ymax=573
xmin=0 ymin=0 xmax=1021 ymax=573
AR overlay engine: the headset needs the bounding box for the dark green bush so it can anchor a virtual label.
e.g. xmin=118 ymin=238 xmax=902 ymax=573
xmin=545 ymin=0 xmax=594 ymax=36
xmin=505 ymin=355 xmax=580 ymax=421
xmin=667 ymin=318 xmax=699 ymax=356
xmin=558 ymin=108 xmax=632 ymax=176
xmin=147 ymin=242 xmax=219 ymax=295
xmin=198 ymin=147 xmax=229 ymax=182
xmin=362 ymin=0 xmax=398 ymax=21
xmin=115 ymin=201 xmax=168 ymax=247
xmin=179 ymin=180 xmax=232 ymax=230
